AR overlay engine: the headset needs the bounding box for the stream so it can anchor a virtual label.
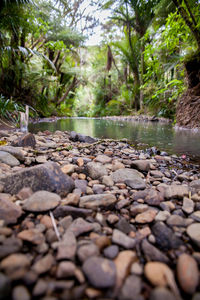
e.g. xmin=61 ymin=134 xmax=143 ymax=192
xmin=29 ymin=117 xmax=200 ymax=162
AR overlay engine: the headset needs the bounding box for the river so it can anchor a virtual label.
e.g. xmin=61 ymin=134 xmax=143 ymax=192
xmin=29 ymin=117 xmax=200 ymax=162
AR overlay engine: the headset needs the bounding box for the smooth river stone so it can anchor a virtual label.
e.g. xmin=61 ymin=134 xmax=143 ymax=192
xmin=86 ymin=162 xmax=108 ymax=179
xmin=186 ymin=223 xmax=200 ymax=247
xmin=22 ymin=191 xmax=60 ymax=212
xmin=177 ymin=253 xmax=199 ymax=294
xmin=83 ymin=256 xmax=116 ymax=288
xmin=112 ymin=168 xmax=143 ymax=183
xmin=0 ymin=151 xmax=20 ymax=166
xmin=79 ymin=194 xmax=117 ymax=210
xmin=0 ymin=196 xmax=22 ymax=225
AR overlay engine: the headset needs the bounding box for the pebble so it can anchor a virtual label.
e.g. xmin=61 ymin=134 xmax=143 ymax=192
xmin=187 ymin=223 xmax=200 ymax=247
xmin=22 ymin=191 xmax=60 ymax=212
xmin=177 ymin=253 xmax=199 ymax=294
xmin=0 ymin=129 xmax=200 ymax=299
xmin=83 ymin=256 xmax=116 ymax=288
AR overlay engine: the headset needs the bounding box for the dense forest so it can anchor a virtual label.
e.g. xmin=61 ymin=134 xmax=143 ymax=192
xmin=0 ymin=0 xmax=200 ymax=128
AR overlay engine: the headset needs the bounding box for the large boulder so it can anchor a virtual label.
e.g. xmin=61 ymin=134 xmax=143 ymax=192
xmin=1 ymin=162 xmax=74 ymax=196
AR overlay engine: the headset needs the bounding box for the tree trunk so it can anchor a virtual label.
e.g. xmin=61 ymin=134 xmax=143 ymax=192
xmin=139 ymin=42 xmax=144 ymax=110
xmin=56 ymin=77 xmax=79 ymax=107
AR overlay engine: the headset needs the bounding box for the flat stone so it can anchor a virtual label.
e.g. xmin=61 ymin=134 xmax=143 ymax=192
xmin=0 ymin=151 xmax=20 ymax=166
xmin=57 ymin=230 xmax=77 ymax=260
xmin=11 ymin=133 xmax=36 ymax=148
xmin=35 ymin=156 xmax=47 ymax=163
xmin=152 ymin=222 xmax=183 ymax=250
xmin=0 ymin=196 xmax=22 ymax=225
xmin=182 ymin=197 xmax=194 ymax=214
xmin=177 ymin=253 xmax=199 ymax=294
xmin=112 ymin=229 xmax=136 ymax=249
xmin=32 ymin=254 xmax=54 ymax=275
xmin=166 ymin=215 xmax=186 ymax=227
xmin=53 ymin=205 xmax=92 ymax=219
xmin=112 ymin=168 xmax=143 ymax=183
xmin=0 ymin=254 xmax=30 ymax=272
xmin=86 ymin=162 xmax=107 ymax=179
xmin=17 ymin=229 xmax=45 ymax=245
xmin=0 ymin=146 xmax=25 ymax=161
xmin=68 ymin=218 xmax=94 ymax=237
xmin=164 ymin=185 xmax=189 ymax=199
xmin=23 ymin=191 xmax=60 ymax=212
xmin=83 ymin=257 xmax=116 ymax=288
xmin=131 ymin=160 xmax=151 ymax=172
xmin=187 ymin=223 xmax=200 ymax=247
xmin=119 ymin=275 xmax=142 ymax=300
xmin=191 ymin=211 xmax=200 ymax=222
xmin=141 ymin=239 xmax=169 ymax=263
xmin=135 ymin=209 xmax=157 ymax=223
xmin=79 ymin=194 xmax=117 ymax=210
xmin=95 ymin=155 xmax=112 ymax=164
xmin=1 ymin=162 xmax=74 ymax=196
xmin=125 ymin=179 xmax=146 ymax=190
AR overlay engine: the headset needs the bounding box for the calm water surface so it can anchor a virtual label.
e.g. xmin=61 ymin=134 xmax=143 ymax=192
xmin=29 ymin=117 xmax=200 ymax=161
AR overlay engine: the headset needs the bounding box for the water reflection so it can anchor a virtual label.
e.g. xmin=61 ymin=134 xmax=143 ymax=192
xmin=29 ymin=118 xmax=200 ymax=160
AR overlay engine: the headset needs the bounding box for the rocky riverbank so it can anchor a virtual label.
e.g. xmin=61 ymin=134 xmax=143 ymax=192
xmin=0 ymin=129 xmax=199 ymax=300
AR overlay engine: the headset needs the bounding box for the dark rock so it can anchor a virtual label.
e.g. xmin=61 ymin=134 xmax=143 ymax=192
xmin=0 ymin=196 xmax=22 ymax=225
xmin=83 ymin=256 xmax=116 ymax=288
xmin=70 ymin=131 xmax=96 ymax=144
xmin=53 ymin=205 xmax=92 ymax=219
xmin=115 ymin=217 xmax=135 ymax=234
xmin=141 ymin=239 xmax=169 ymax=263
xmin=0 ymin=237 xmax=23 ymax=259
xmin=0 ymin=273 xmax=11 ymax=300
xmin=11 ymin=133 xmax=36 ymax=148
xmin=152 ymin=222 xmax=183 ymax=250
xmin=1 ymin=162 xmax=74 ymax=196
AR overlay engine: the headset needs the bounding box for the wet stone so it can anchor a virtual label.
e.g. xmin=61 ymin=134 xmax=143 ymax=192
xmin=83 ymin=256 xmax=116 ymax=288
